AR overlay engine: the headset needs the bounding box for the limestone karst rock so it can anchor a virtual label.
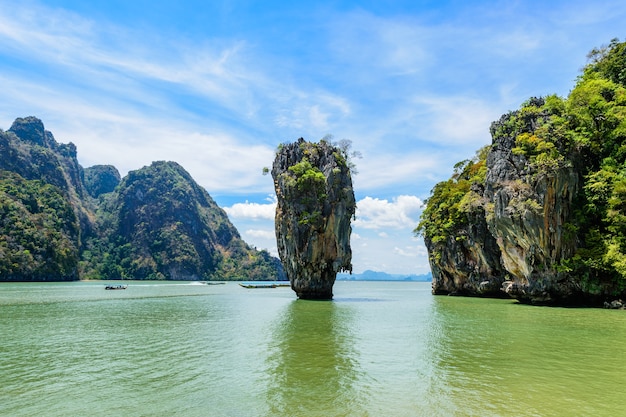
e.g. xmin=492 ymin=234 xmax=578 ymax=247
xmin=100 ymin=160 xmax=286 ymax=281
xmin=426 ymin=189 xmax=507 ymax=298
xmin=272 ymin=138 xmax=356 ymax=299
xmin=421 ymin=98 xmax=580 ymax=304
xmin=419 ymin=94 xmax=625 ymax=306
xmin=483 ymin=104 xmax=579 ymax=304
xmin=417 ymin=40 xmax=626 ymax=306
xmin=83 ymin=165 xmax=121 ymax=198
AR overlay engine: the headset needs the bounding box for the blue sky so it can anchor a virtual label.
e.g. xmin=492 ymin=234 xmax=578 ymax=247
xmin=1 ymin=0 xmax=625 ymax=275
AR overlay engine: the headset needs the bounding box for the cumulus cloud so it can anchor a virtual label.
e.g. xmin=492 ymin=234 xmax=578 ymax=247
xmin=354 ymin=195 xmax=424 ymax=230
xmin=223 ymin=200 xmax=276 ymax=220
xmin=4 ymin=0 xmax=626 ymax=276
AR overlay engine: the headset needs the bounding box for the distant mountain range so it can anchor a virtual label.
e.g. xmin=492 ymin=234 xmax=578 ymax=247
xmin=337 ymin=270 xmax=432 ymax=282
xmin=0 ymin=116 xmax=284 ymax=281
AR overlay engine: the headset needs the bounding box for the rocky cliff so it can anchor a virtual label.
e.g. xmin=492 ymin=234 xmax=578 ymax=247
xmin=426 ymin=192 xmax=506 ymax=298
xmin=83 ymin=165 xmax=121 ymax=198
xmin=483 ymin=100 xmax=580 ymax=304
xmin=272 ymin=138 xmax=355 ymax=299
xmin=417 ymin=39 xmax=626 ymax=306
xmin=419 ymin=97 xmax=612 ymax=305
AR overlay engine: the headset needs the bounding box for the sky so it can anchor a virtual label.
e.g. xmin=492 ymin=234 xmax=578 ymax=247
xmin=1 ymin=0 xmax=625 ymax=275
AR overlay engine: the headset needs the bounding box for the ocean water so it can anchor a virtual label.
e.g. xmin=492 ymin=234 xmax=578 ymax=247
xmin=0 ymin=280 xmax=624 ymax=416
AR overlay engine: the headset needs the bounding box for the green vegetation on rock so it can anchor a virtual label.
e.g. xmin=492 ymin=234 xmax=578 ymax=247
xmin=0 ymin=171 xmax=79 ymax=280
xmin=416 ymin=147 xmax=488 ymax=245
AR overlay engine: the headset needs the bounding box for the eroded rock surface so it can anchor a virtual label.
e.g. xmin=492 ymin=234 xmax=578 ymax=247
xmin=421 ymin=97 xmax=616 ymax=305
xmin=272 ymin=138 xmax=355 ymax=299
xmin=484 ymin=106 xmax=579 ymax=304
xmin=427 ymin=196 xmax=506 ymax=297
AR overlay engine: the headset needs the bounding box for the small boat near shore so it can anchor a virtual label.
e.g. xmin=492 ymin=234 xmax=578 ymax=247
xmin=105 ymin=284 xmax=127 ymax=290
xmin=239 ymin=283 xmax=277 ymax=288
xmin=239 ymin=282 xmax=290 ymax=289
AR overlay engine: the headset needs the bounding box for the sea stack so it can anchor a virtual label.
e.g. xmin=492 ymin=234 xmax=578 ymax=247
xmin=272 ymin=138 xmax=356 ymax=299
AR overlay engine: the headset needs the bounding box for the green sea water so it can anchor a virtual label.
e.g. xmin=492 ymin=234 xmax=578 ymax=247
xmin=0 ymin=281 xmax=624 ymax=416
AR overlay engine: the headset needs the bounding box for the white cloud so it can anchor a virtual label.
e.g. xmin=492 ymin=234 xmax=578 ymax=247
xmin=43 ymin=117 xmax=276 ymax=194
xmin=4 ymin=0 xmax=626 ymax=277
xmin=273 ymin=92 xmax=351 ymax=131
xmin=224 ymin=200 xmax=276 ymax=220
xmin=0 ymin=5 xmax=257 ymax=111
xmin=328 ymin=11 xmax=432 ymax=78
xmin=233 ymin=223 xmax=278 ymax=256
xmin=0 ymin=5 xmax=284 ymax=195
xmin=244 ymin=229 xmax=275 ymax=240
xmin=354 ymin=195 xmax=424 ymax=230
xmin=349 ymin=229 xmax=430 ymax=275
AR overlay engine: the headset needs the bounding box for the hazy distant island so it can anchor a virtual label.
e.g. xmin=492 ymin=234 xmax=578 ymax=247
xmin=338 ymin=270 xmax=432 ymax=282
xmin=0 ymin=117 xmax=284 ymax=282
xmin=416 ymin=39 xmax=626 ymax=308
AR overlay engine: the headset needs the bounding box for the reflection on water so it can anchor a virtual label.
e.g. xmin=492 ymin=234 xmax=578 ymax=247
xmin=428 ymin=295 xmax=626 ymax=417
xmin=427 ymin=296 xmax=512 ymax=416
xmin=265 ymin=300 xmax=365 ymax=417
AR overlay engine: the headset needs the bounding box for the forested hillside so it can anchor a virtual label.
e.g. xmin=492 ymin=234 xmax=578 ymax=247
xmin=0 ymin=117 xmax=284 ymax=281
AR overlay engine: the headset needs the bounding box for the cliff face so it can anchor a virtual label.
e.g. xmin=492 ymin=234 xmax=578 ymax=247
xmin=484 ymin=106 xmax=580 ymax=304
xmin=105 ymin=161 xmax=224 ymax=280
xmin=0 ymin=117 xmax=87 ymax=280
xmin=427 ymin=199 xmax=506 ymax=297
xmin=6 ymin=117 xmax=87 ymax=200
xmin=0 ymin=171 xmax=80 ymax=281
xmin=83 ymin=165 xmax=121 ymax=198
xmin=272 ymin=138 xmax=355 ymax=299
xmin=91 ymin=160 xmax=285 ymax=281
xmin=4 ymin=117 xmax=98 ymax=244
xmin=421 ymin=99 xmax=584 ymax=304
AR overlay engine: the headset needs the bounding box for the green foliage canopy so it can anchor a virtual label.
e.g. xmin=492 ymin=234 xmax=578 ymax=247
xmin=0 ymin=171 xmax=79 ymax=280
xmin=415 ymin=147 xmax=487 ymax=244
